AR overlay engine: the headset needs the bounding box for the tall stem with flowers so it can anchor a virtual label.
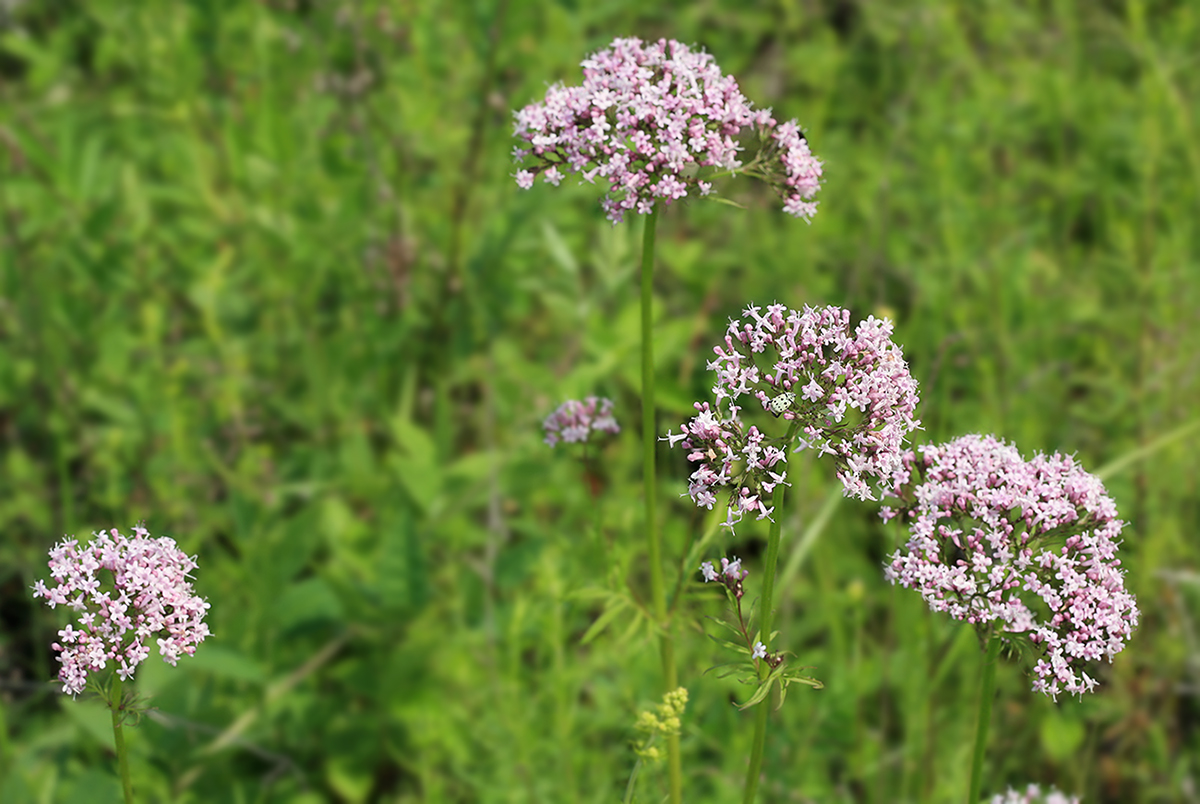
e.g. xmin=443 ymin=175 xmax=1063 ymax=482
xmin=663 ymin=303 xmax=922 ymax=798
xmin=31 ymin=526 xmax=211 ymax=803
xmin=515 ymin=37 xmax=822 ymax=804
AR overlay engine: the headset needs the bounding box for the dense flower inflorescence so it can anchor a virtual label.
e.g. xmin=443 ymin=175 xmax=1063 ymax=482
xmin=543 ymin=396 xmax=620 ymax=447
xmin=662 ymin=303 xmax=921 ymax=531
xmin=512 ymin=37 xmax=822 ymax=223
xmin=882 ymin=434 xmax=1139 ymax=699
xmin=989 ymin=784 xmax=1081 ymax=804
xmin=31 ymin=526 xmax=211 ymax=696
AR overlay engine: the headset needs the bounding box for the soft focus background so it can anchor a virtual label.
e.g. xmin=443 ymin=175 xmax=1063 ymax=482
xmin=1 ymin=1 xmax=1197 ymax=802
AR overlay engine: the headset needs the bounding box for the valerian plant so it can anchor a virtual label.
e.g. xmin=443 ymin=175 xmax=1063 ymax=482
xmin=516 ymin=37 xmax=824 ymax=804
xmin=32 ymin=526 xmax=210 ymax=804
xmin=881 ymin=434 xmax=1138 ymax=802
xmin=664 ymin=302 xmax=920 ymax=803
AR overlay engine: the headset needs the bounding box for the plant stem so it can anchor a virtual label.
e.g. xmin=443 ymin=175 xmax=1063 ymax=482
xmin=446 ymin=0 xmax=509 ymax=281
xmin=638 ymin=205 xmax=681 ymax=804
xmin=109 ymin=675 xmax=134 ymax=804
xmin=967 ymin=634 xmax=1002 ymax=804
xmin=741 ymin=469 xmax=790 ymax=804
xmin=622 ymin=755 xmax=644 ymax=804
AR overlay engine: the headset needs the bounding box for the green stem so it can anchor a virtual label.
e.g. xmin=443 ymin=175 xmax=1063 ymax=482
xmin=638 ymin=206 xmax=681 ymax=804
xmin=622 ymin=755 xmax=644 ymax=804
xmin=741 ymin=469 xmax=790 ymax=804
xmin=109 ymin=675 xmax=134 ymax=804
xmin=967 ymin=634 xmax=1002 ymax=804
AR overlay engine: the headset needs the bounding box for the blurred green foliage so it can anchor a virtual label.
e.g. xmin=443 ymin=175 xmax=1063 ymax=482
xmin=0 ymin=0 xmax=1197 ymax=802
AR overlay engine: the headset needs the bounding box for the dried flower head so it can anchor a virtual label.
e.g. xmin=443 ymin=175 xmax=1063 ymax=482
xmin=989 ymin=784 xmax=1081 ymax=804
xmin=882 ymin=434 xmax=1139 ymax=699
xmin=663 ymin=303 xmax=921 ymax=531
xmin=512 ymin=37 xmax=822 ymax=223
xmin=543 ymin=396 xmax=620 ymax=447
xmin=31 ymin=526 xmax=211 ymax=696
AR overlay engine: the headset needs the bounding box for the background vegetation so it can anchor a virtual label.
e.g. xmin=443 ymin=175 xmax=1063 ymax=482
xmin=1 ymin=0 xmax=1197 ymax=802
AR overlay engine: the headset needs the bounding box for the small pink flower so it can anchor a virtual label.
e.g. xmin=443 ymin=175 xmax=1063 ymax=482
xmin=32 ymin=526 xmax=211 ymax=696
xmin=543 ymin=396 xmax=620 ymax=447
xmin=514 ymin=169 xmax=535 ymax=189
xmin=700 ymin=555 xmax=749 ymax=599
xmin=720 ymin=556 xmax=747 ymax=581
xmin=883 ymin=434 xmax=1139 ymax=699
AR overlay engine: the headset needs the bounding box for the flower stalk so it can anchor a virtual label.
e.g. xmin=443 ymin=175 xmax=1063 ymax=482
xmin=108 ymin=674 xmax=135 ymax=804
xmin=968 ymin=634 xmax=1002 ymax=804
xmin=741 ymin=484 xmax=786 ymax=804
xmin=741 ymin=422 xmax=795 ymax=804
xmin=639 ymin=206 xmax=681 ymax=803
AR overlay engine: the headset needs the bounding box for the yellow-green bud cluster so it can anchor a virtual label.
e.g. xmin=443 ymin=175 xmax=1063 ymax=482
xmin=633 ymin=687 xmax=689 ymax=762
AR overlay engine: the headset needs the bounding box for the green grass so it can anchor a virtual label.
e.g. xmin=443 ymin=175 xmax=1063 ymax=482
xmin=1 ymin=0 xmax=1197 ymax=802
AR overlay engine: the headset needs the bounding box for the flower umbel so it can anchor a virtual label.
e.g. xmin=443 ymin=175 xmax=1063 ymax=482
xmin=543 ymin=396 xmax=620 ymax=447
xmin=663 ymin=303 xmax=921 ymax=532
xmin=513 ymin=37 xmax=822 ymax=223
xmin=31 ymin=526 xmax=211 ymax=696
xmin=882 ymin=434 xmax=1139 ymax=699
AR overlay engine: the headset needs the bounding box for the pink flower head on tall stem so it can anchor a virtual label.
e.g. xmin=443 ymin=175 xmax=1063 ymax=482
xmin=663 ymin=303 xmax=921 ymax=532
xmin=543 ymin=396 xmax=620 ymax=447
xmin=31 ymin=526 xmax=211 ymax=696
xmin=512 ymin=37 xmax=822 ymax=223
xmin=882 ymin=434 xmax=1139 ymax=699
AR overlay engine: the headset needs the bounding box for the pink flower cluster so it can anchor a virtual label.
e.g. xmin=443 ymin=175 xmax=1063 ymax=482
xmin=699 ymin=555 xmax=747 ymax=584
xmin=663 ymin=303 xmax=921 ymax=531
xmin=882 ymin=434 xmax=1139 ymax=699
xmin=989 ymin=785 xmax=1080 ymax=804
xmin=31 ymin=526 xmax=211 ymax=696
xmin=543 ymin=396 xmax=620 ymax=447
xmin=512 ymin=37 xmax=822 ymax=223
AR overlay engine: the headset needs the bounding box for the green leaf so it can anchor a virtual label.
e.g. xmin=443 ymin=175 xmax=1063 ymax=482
xmin=184 ymin=645 xmax=267 ymax=685
xmin=1039 ymin=712 xmax=1085 ymax=762
xmin=59 ymin=697 xmax=113 ymax=750
xmin=580 ymin=596 xmax=629 ymax=645
xmin=388 ymin=416 xmax=442 ymax=513
xmin=274 ymin=577 xmax=344 ymax=632
xmin=738 ymin=677 xmax=775 ymax=710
